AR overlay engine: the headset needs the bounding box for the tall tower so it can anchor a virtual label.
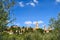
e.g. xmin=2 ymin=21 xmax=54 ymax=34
xmin=35 ymin=21 xmax=39 ymax=29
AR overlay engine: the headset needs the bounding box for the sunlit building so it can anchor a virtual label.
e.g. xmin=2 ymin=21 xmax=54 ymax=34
xmin=44 ymin=25 xmax=52 ymax=33
xmin=33 ymin=21 xmax=39 ymax=30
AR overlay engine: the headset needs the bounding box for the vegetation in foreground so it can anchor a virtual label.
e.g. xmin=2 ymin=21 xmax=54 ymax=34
xmin=1 ymin=30 xmax=60 ymax=40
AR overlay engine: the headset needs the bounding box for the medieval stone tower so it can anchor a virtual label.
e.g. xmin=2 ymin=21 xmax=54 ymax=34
xmin=35 ymin=21 xmax=39 ymax=29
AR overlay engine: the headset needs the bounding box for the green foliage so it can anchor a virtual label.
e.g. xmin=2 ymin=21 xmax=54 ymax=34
xmin=0 ymin=0 xmax=15 ymax=40
xmin=0 ymin=0 xmax=15 ymax=32
xmin=1 ymin=31 xmax=59 ymax=40
xmin=49 ymin=13 xmax=60 ymax=31
xmin=49 ymin=13 xmax=60 ymax=40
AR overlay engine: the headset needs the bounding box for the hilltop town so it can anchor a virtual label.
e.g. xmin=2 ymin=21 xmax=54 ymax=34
xmin=4 ymin=21 xmax=52 ymax=34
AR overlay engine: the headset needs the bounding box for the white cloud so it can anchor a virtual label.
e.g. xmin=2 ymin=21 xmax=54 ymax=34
xmin=33 ymin=21 xmax=44 ymax=24
xmin=13 ymin=22 xmax=20 ymax=26
xmin=33 ymin=0 xmax=38 ymax=3
xmin=33 ymin=21 xmax=37 ymax=24
xmin=38 ymin=21 xmax=43 ymax=24
xmin=25 ymin=21 xmax=32 ymax=25
xmin=56 ymin=0 xmax=60 ymax=2
xmin=15 ymin=23 xmax=20 ymax=26
xmin=19 ymin=2 xmax=24 ymax=7
xmin=26 ymin=0 xmax=39 ymax=7
xmin=26 ymin=2 xmax=36 ymax=7
xmin=30 ymin=2 xmax=35 ymax=7
xmin=19 ymin=0 xmax=39 ymax=7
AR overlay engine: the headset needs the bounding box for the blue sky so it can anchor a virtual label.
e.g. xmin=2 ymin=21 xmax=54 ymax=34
xmin=10 ymin=0 xmax=60 ymax=28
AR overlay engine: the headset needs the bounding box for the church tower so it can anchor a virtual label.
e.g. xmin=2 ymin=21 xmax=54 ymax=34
xmin=35 ymin=21 xmax=39 ymax=29
xmin=33 ymin=21 xmax=39 ymax=30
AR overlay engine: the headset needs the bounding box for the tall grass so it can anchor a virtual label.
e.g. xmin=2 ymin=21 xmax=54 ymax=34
xmin=1 ymin=31 xmax=60 ymax=40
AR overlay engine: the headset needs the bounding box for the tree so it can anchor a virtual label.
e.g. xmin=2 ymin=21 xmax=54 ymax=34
xmin=0 ymin=0 xmax=15 ymax=40
xmin=0 ymin=0 xmax=15 ymax=32
xmin=49 ymin=13 xmax=60 ymax=31
xmin=49 ymin=13 xmax=60 ymax=40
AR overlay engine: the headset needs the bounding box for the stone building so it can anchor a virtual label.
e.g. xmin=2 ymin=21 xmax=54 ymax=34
xmin=33 ymin=21 xmax=39 ymax=30
xmin=44 ymin=25 xmax=52 ymax=33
